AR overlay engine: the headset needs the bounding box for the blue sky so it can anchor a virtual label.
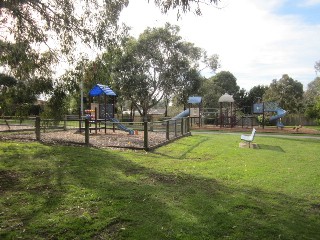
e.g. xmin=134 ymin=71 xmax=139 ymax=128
xmin=275 ymin=0 xmax=320 ymax=24
xmin=119 ymin=0 xmax=320 ymax=91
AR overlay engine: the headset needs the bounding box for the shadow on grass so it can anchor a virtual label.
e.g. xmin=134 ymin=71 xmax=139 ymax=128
xmin=1 ymin=141 xmax=320 ymax=239
xmin=257 ymin=144 xmax=285 ymax=152
xmin=152 ymin=136 xmax=210 ymax=160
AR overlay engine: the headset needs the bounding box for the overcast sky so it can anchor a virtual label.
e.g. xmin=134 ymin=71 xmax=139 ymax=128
xmin=119 ymin=0 xmax=320 ymax=91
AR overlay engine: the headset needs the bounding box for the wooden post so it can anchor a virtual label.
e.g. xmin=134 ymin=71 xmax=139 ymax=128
xmin=186 ymin=117 xmax=190 ymax=133
xmin=166 ymin=120 xmax=170 ymax=140
xmin=79 ymin=107 xmax=82 ymax=133
xmin=174 ymin=120 xmax=177 ymax=137
xmin=185 ymin=118 xmax=188 ymax=134
xmin=144 ymin=121 xmax=148 ymax=151
xmin=4 ymin=119 xmax=10 ymax=131
xmin=64 ymin=115 xmax=67 ymax=131
xmin=150 ymin=119 xmax=154 ymax=132
xmin=181 ymin=118 xmax=184 ymax=135
xmin=35 ymin=116 xmax=41 ymax=141
xmin=112 ymin=96 xmax=115 ymax=118
xmin=85 ymin=118 xmax=89 ymax=145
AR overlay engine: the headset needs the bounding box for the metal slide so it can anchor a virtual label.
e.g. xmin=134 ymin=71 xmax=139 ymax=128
xmin=106 ymin=114 xmax=134 ymax=135
xmin=171 ymin=109 xmax=190 ymax=120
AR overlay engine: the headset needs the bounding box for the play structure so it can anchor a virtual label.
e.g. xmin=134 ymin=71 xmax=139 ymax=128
xmin=82 ymin=84 xmax=134 ymax=135
xmin=171 ymin=96 xmax=202 ymax=126
xmin=253 ymin=102 xmax=287 ymax=128
xmin=218 ymin=93 xmax=236 ymax=128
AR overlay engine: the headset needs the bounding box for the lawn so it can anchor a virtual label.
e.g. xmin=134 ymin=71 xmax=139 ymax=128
xmin=1 ymin=133 xmax=320 ymax=239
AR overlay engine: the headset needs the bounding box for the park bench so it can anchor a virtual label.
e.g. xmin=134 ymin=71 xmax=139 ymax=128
xmin=240 ymin=128 xmax=256 ymax=148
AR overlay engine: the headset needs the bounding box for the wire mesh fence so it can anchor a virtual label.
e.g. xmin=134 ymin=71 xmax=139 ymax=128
xmin=0 ymin=116 xmax=191 ymax=150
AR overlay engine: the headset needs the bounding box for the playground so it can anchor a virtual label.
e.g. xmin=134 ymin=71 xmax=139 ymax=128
xmin=0 ymin=83 xmax=192 ymax=150
xmin=167 ymin=94 xmax=314 ymax=135
xmin=1 ymin=90 xmax=319 ymax=151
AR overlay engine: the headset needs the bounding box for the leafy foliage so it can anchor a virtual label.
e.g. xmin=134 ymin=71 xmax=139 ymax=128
xmin=153 ymin=0 xmax=220 ymax=17
xmin=113 ymin=24 xmax=205 ymax=117
xmin=174 ymin=68 xmax=204 ymax=109
xmin=234 ymin=85 xmax=269 ymax=114
xmin=0 ymin=0 xmax=129 ymax=54
xmin=202 ymin=71 xmax=239 ymax=108
xmin=315 ymin=60 xmax=320 ymax=74
xmin=0 ymin=0 xmax=129 ymax=116
xmin=304 ymin=77 xmax=320 ymax=122
xmin=263 ymin=74 xmax=304 ymax=113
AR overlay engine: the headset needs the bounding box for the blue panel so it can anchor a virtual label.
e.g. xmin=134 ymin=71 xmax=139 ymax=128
xmin=188 ymin=96 xmax=202 ymax=104
xmin=89 ymin=84 xmax=116 ymax=97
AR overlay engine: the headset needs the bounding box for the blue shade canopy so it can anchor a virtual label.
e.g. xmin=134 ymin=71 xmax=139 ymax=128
xmin=188 ymin=96 xmax=202 ymax=104
xmin=89 ymin=84 xmax=116 ymax=97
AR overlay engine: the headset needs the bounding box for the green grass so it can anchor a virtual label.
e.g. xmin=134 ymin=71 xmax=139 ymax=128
xmin=305 ymin=125 xmax=320 ymax=131
xmin=1 ymin=133 xmax=320 ymax=239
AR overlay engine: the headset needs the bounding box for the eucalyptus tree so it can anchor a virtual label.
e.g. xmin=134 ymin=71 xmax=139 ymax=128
xmin=263 ymin=74 xmax=304 ymax=113
xmin=201 ymin=71 xmax=239 ymax=108
xmin=304 ymin=62 xmax=320 ymax=122
xmin=113 ymin=24 xmax=205 ymax=119
xmin=153 ymin=0 xmax=220 ymax=16
xmin=174 ymin=68 xmax=204 ymax=111
xmin=0 ymin=0 xmax=129 ymax=55
xmin=1 ymin=0 xmax=221 ymax=118
xmin=163 ymin=40 xmax=206 ymax=113
xmin=247 ymin=85 xmax=269 ymax=104
xmin=304 ymin=77 xmax=320 ymax=120
xmin=0 ymin=0 xmax=129 ymax=110
xmin=1 ymin=0 xmax=219 ymax=67
xmin=1 ymin=0 xmax=220 ymax=87
xmin=315 ymin=60 xmax=320 ymax=74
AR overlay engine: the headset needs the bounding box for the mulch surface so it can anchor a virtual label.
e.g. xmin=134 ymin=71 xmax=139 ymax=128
xmin=0 ymin=126 xmax=175 ymax=150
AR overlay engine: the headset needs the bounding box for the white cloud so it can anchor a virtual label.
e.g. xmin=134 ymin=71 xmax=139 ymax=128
xmin=120 ymin=0 xmax=320 ymax=91
xmin=301 ymin=0 xmax=320 ymax=6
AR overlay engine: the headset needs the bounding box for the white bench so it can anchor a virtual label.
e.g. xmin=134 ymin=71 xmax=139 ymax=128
xmin=241 ymin=128 xmax=256 ymax=148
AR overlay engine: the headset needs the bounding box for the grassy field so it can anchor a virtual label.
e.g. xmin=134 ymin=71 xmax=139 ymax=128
xmin=1 ymin=133 xmax=320 ymax=239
